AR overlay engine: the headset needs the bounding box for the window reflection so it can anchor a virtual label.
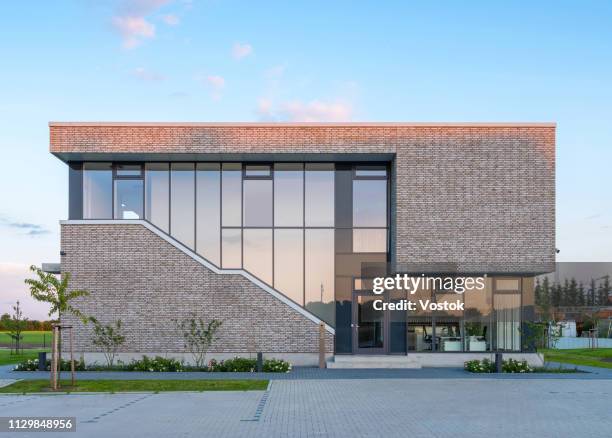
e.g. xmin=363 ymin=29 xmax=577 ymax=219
xmin=83 ymin=163 xmax=112 ymax=219
xmin=222 ymin=163 xmax=242 ymax=226
xmin=244 ymin=229 xmax=272 ymax=284
xmin=114 ymin=179 xmax=143 ymax=219
xmin=196 ymin=163 xmax=220 ymax=266
xmin=274 ymin=229 xmax=304 ymax=304
xmin=353 ymin=179 xmax=387 ymax=227
xmin=243 ymin=179 xmax=272 ymax=226
xmin=305 ymin=229 xmax=335 ymax=324
xmin=170 ymin=163 xmax=195 ymax=249
xmin=145 ymin=163 xmax=169 ymax=232
xmin=221 ymin=228 xmax=242 ymax=268
xmin=352 ymin=229 xmax=387 ymax=253
xmin=274 ymin=163 xmax=303 ymax=226
xmin=305 ymin=164 xmax=334 ymax=227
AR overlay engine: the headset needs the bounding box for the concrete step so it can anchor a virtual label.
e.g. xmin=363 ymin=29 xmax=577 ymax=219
xmin=327 ymin=355 xmax=422 ymax=369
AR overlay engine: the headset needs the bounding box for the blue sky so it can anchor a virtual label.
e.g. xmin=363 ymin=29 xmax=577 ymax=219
xmin=1 ymin=0 xmax=611 ymax=318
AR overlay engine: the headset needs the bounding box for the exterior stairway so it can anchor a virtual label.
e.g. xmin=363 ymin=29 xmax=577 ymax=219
xmin=327 ymin=355 xmax=421 ymax=369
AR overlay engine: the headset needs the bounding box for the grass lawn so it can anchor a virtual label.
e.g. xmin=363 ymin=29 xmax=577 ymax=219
xmin=542 ymin=348 xmax=612 ymax=369
xmin=0 ymin=331 xmax=51 ymax=347
xmin=0 ymin=349 xmax=48 ymax=366
xmin=0 ymin=379 xmax=268 ymax=393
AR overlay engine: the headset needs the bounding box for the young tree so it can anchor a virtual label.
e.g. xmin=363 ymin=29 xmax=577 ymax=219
xmin=7 ymin=301 xmax=27 ymax=354
xmin=91 ymin=320 xmax=126 ymax=367
xmin=175 ymin=317 xmax=222 ymax=368
xmin=598 ymin=276 xmax=610 ymax=307
xmin=577 ymin=282 xmax=586 ymax=307
xmin=588 ymin=279 xmax=597 ymax=306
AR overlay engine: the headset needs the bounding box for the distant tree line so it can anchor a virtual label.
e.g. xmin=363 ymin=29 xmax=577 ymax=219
xmin=535 ymin=276 xmax=610 ymax=308
xmin=0 ymin=313 xmax=54 ymax=331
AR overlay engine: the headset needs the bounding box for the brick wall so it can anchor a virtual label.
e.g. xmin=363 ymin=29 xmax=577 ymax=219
xmin=51 ymin=123 xmax=555 ymax=272
xmin=60 ymin=223 xmax=334 ymax=355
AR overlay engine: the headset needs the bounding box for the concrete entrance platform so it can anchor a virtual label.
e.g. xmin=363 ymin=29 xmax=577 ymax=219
xmin=327 ymin=355 xmax=421 ymax=369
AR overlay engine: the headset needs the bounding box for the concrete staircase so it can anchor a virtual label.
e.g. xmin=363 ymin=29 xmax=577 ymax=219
xmin=327 ymin=355 xmax=421 ymax=369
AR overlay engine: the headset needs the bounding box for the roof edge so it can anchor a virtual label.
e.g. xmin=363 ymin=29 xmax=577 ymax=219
xmin=49 ymin=121 xmax=557 ymax=128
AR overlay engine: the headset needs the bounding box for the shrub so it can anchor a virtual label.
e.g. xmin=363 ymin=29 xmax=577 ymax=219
xmin=464 ymin=358 xmax=495 ymax=373
xmin=216 ymin=357 xmax=257 ymax=372
xmin=175 ymin=317 xmax=222 ymax=369
xmin=263 ymin=358 xmax=291 ymax=373
xmin=125 ymin=355 xmax=184 ymax=372
xmin=91 ymin=319 xmax=126 ymax=367
xmin=464 ymin=358 xmax=534 ymax=373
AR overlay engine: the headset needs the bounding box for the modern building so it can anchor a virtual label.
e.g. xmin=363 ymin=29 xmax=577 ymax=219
xmin=49 ymin=122 xmax=555 ymax=367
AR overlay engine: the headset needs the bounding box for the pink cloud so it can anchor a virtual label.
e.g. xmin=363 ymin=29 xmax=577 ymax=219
xmin=257 ymin=99 xmax=353 ymax=122
xmin=195 ymin=74 xmax=225 ymax=100
xmin=232 ymin=42 xmax=253 ymax=60
xmin=112 ymin=0 xmax=173 ymax=49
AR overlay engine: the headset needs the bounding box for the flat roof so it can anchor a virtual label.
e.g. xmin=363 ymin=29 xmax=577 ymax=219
xmin=49 ymin=121 xmax=556 ymax=128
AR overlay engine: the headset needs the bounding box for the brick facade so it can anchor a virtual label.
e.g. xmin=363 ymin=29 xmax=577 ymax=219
xmin=52 ymin=122 xmax=555 ymax=358
xmin=61 ymin=223 xmax=334 ymax=356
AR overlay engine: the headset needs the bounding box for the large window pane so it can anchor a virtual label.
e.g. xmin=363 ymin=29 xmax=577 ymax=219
xmin=116 ymin=164 xmax=142 ymax=177
xmin=196 ymin=163 xmax=220 ymax=266
xmin=83 ymin=163 xmax=112 ymax=219
xmin=352 ymin=229 xmax=387 ymax=253
xmin=114 ymin=179 xmax=143 ymax=219
xmin=243 ymin=229 xmax=272 ymax=284
xmin=222 ymin=163 xmax=242 ymax=226
xmin=145 ymin=163 xmax=169 ymax=232
xmin=305 ymin=164 xmax=334 ymax=227
xmin=243 ymin=179 xmax=272 ymax=226
xmin=222 ymin=228 xmax=242 ymax=268
xmin=170 ymin=163 xmax=195 ymax=249
xmin=494 ymin=293 xmax=521 ymax=351
xmin=353 ymin=179 xmax=387 ymax=227
xmin=274 ymin=163 xmax=303 ymax=226
xmin=274 ymin=229 xmax=304 ymax=305
xmin=305 ymin=229 xmax=335 ymax=324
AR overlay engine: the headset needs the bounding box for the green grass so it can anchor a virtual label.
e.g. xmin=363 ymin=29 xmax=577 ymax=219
xmin=0 ymin=331 xmax=51 ymax=346
xmin=0 ymin=349 xmax=48 ymax=366
xmin=542 ymin=348 xmax=612 ymax=369
xmin=0 ymin=379 xmax=269 ymax=393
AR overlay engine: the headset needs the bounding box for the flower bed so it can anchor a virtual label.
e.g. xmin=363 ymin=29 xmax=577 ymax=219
xmin=14 ymin=355 xmax=292 ymax=373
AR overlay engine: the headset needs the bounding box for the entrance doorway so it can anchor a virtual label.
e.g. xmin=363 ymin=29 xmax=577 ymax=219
xmin=352 ymin=291 xmax=388 ymax=354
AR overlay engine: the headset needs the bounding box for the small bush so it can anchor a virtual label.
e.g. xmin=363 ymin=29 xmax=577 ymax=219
xmin=216 ymin=357 xmax=257 ymax=372
xmin=125 ymin=355 xmax=184 ymax=372
xmin=263 ymin=358 xmax=291 ymax=373
xmin=464 ymin=358 xmax=534 ymax=373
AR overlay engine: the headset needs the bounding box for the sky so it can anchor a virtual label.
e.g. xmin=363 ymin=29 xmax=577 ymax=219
xmin=0 ymin=0 xmax=611 ymax=319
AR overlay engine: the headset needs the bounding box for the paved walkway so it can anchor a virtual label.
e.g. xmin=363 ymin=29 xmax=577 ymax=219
xmin=1 ymin=378 xmax=611 ymax=437
xmin=2 ymin=362 xmax=612 ymax=381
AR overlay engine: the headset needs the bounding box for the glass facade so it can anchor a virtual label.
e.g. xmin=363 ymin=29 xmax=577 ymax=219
xmin=77 ymin=160 xmax=529 ymax=354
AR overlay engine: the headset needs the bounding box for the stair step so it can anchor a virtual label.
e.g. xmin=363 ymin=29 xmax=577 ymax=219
xmin=327 ymin=355 xmax=421 ymax=369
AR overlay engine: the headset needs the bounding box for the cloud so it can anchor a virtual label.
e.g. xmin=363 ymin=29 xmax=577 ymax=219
xmin=232 ymin=42 xmax=253 ymax=60
xmin=256 ymin=99 xmax=353 ymax=122
xmin=264 ymin=64 xmax=286 ymax=79
xmin=132 ymin=67 xmax=166 ymax=81
xmin=162 ymin=14 xmax=180 ymax=25
xmin=585 ymin=213 xmax=602 ymax=220
xmin=112 ymin=0 xmax=172 ymax=49
xmin=196 ymin=74 xmax=225 ymax=100
xmin=0 ymin=217 xmax=51 ymax=237
xmin=0 ymin=263 xmax=52 ymax=320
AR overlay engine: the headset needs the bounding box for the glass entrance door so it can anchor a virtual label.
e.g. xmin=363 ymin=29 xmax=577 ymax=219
xmin=352 ymin=292 xmax=387 ymax=354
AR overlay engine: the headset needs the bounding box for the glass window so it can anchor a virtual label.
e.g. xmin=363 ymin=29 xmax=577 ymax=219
xmin=305 ymin=164 xmax=334 ymax=227
xmin=116 ymin=164 xmax=142 ymax=177
xmin=145 ymin=163 xmax=169 ymax=232
xmin=196 ymin=163 xmax=220 ymax=266
xmin=243 ymin=229 xmax=272 ymax=285
xmin=355 ymin=167 xmax=387 ymax=177
xmin=221 ymin=228 xmax=242 ymax=268
xmin=274 ymin=163 xmax=304 ymax=227
xmin=496 ymin=278 xmax=521 ymax=292
xmin=464 ymin=277 xmax=492 ymax=352
xmin=245 ymin=165 xmax=271 ymax=177
xmin=243 ymin=179 xmax=272 ymax=226
xmin=170 ymin=163 xmax=195 ymax=249
xmin=305 ymin=229 xmax=335 ymax=324
xmin=274 ymin=229 xmax=304 ymax=305
xmin=352 ymin=229 xmax=387 ymax=253
xmin=222 ymin=163 xmax=242 ymax=226
xmin=114 ymin=179 xmax=143 ymax=219
xmin=83 ymin=163 xmax=112 ymax=219
xmin=494 ymin=293 xmax=521 ymax=351
xmin=353 ymin=179 xmax=387 ymax=227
